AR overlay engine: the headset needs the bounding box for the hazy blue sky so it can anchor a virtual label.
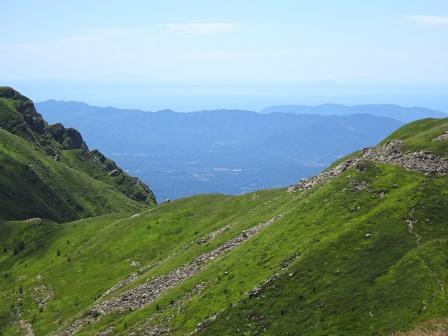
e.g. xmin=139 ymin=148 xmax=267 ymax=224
xmin=1 ymin=1 xmax=448 ymax=111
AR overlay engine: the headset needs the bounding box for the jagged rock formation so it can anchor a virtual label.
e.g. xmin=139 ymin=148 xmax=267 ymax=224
xmin=0 ymin=86 xmax=156 ymax=205
xmin=0 ymin=87 xmax=86 ymax=154
xmin=289 ymin=140 xmax=448 ymax=191
xmin=48 ymin=123 xmax=87 ymax=151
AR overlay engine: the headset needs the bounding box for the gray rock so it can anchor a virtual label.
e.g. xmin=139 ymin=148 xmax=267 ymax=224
xmin=289 ymin=140 xmax=448 ymax=192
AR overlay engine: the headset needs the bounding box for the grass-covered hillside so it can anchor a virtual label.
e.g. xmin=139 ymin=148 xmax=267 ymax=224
xmin=0 ymin=87 xmax=156 ymax=221
xmin=0 ymin=128 xmax=144 ymax=221
xmin=383 ymin=117 xmax=448 ymax=156
xmin=1 ymin=116 xmax=448 ymax=335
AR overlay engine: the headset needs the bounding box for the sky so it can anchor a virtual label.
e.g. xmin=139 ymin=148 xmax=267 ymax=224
xmin=1 ymin=1 xmax=448 ymax=111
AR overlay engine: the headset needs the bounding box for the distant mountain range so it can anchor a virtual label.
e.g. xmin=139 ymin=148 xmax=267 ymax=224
xmin=36 ymin=100 xmax=407 ymax=200
xmin=260 ymin=104 xmax=447 ymax=122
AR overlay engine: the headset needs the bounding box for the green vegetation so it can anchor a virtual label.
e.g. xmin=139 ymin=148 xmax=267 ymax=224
xmin=2 ymin=159 xmax=448 ymax=335
xmin=201 ymin=165 xmax=448 ymax=335
xmin=0 ymin=128 xmax=143 ymax=221
xmin=0 ymin=87 xmax=155 ymax=214
xmin=0 ymin=87 xmax=155 ymax=221
xmin=0 ymin=190 xmax=291 ymax=335
xmin=60 ymin=149 xmax=154 ymax=204
xmin=1 ymin=87 xmax=448 ymax=336
xmin=383 ymin=117 xmax=448 ymax=155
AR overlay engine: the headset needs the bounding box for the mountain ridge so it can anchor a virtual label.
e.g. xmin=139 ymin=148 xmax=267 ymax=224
xmin=261 ymin=103 xmax=447 ymax=122
xmin=0 ymin=87 xmax=156 ymax=221
xmin=35 ymin=100 xmax=404 ymax=200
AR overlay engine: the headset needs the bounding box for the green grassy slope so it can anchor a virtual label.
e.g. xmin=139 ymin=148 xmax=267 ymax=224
xmin=0 ymin=118 xmax=447 ymax=336
xmin=200 ymin=164 xmax=448 ymax=335
xmin=0 ymin=128 xmax=144 ymax=222
xmin=0 ymin=190 xmax=291 ymax=335
xmin=383 ymin=117 xmax=448 ymax=155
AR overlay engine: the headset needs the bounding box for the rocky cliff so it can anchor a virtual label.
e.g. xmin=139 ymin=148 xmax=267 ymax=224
xmin=0 ymin=86 xmax=156 ymax=205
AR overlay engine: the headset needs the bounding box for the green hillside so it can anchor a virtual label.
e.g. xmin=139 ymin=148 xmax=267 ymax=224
xmin=0 ymin=87 xmax=155 ymax=222
xmin=383 ymin=117 xmax=448 ymax=156
xmin=0 ymin=129 xmax=144 ymax=221
xmin=1 ymin=111 xmax=448 ymax=334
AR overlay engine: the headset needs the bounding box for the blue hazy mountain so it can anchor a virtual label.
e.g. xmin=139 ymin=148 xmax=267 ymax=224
xmin=36 ymin=100 xmax=404 ymax=200
xmin=260 ymin=104 xmax=447 ymax=122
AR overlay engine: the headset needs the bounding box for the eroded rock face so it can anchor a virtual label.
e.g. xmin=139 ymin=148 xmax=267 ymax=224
xmin=48 ymin=123 xmax=88 ymax=150
xmin=61 ymin=127 xmax=85 ymax=150
xmin=0 ymin=88 xmax=88 ymax=152
xmin=0 ymin=87 xmax=156 ymax=205
xmin=289 ymin=140 xmax=448 ymax=192
xmin=47 ymin=123 xmax=65 ymax=142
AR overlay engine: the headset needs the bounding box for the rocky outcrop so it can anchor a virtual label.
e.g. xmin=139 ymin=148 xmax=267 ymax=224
xmin=0 ymin=87 xmax=55 ymax=152
xmin=0 ymin=87 xmax=87 ymax=152
xmin=289 ymin=140 xmax=448 ymax=192
xmin=32 ymin=284 xmax=54 ymax=309
xmin=433 ymin=131 xmax=448 ymax=142
xmin=48 ymin=123 xmax=87 ymax=150
xmin=0 ymin=87 xmax=156 ymax=204
xmin=88 ymin=150 xmax=156 ymax=203
xmin=18 ymin=319 xmax=34 ymax=336
xmin=59 ymin=215 xmax=282 ymax=335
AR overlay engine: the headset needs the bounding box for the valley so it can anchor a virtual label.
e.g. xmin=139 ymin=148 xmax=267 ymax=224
xmin=36 ymin=100 xmax=405 ymax=200
xmin=1 ymin=88 xmax=448 ymax=335
xmin=3 ymin=1 xmax=448 ymax=335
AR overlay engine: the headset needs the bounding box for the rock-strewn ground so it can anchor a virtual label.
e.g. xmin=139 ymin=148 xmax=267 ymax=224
xmin=289 ymin=140 xmax=448 ymax=191
xmin=433 ymin=131 xmax=448 ymax=142
xmin=59 ymin=215 xmax=282 ymax=335
xmin=19 ymin=319 xmax=34 ymax=336
xmin=100 ymin=223 xmax=231 ymax=301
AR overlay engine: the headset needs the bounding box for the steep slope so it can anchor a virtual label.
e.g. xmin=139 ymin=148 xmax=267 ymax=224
xmin=261 ymin=104 xmax=448 ymax=122
xmin=383 ymin=117 xmax=448 ymax=156
xmin=0 ymin=190 xmax=292 ymax=335
xmin=0 ymin=129 xmax=144 ymax=222
xmin=0 ymin=87 xmax=155 ymax=221
xmin=1 ymin=118 xmax=447 ymax=336
xmin=0 ymin=87 xmax=155 ymax=206
xmin=202 ymin=118 xmax=448 ymax=335
xmin=36 ymin=100 xmax=403 ymax=200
